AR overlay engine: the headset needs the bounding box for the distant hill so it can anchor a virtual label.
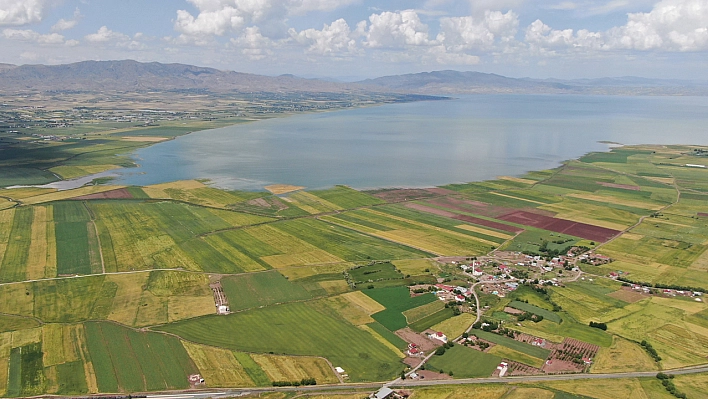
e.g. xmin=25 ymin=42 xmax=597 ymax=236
xmin=0 ymin=60 xmax=366 ymax=93
xmin=0 ymin=60 xmax=705 ymax=95
xmin=359 ymin=70 xmax=708 ymax=95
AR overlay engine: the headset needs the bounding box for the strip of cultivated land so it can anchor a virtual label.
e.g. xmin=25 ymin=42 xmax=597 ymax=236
xmin=0 ymin=144 xmax=708 ymax=397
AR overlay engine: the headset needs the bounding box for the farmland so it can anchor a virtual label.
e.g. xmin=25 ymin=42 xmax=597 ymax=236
xmin=0 ymin=144 xmax=707 ymax=394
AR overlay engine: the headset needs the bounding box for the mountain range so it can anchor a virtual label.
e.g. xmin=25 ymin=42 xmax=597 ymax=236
xmin=0 ymin=60 xmax=705 ymax=95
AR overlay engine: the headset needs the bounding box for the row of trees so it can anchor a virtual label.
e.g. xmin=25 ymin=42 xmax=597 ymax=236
xmin=589 ymin=321 xmax=607 ymax=330
xmin=272 ymin=378 xmax=317 ymax=387
xmin=657 ymin=373 xmax=688 ymax=398
xmin=641 ymin=340 xmax=662 ymax=362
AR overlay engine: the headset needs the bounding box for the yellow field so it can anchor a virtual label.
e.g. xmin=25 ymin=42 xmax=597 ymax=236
xmin=134 ymin=291 xmax=168 ymax=326
xmin=392 ymin=259 xmax=435 ymax=276
xmin=42 ymin=324 xmax=80 ymax=367
xmin=168 ymin=295 xmax=216 ymax=322
xmin=690 ymin=247 xmax=708 ymax=271
xmin=374 ymin=230 xmax=462 ymax=256
xmin=622 ymin=233 xmax=645 ymax=240
xmin=429 ymin=313 xmax=475 ymax=339
xmin=45 ymin=205 xmax=57 ymax=278
xmin=203 ymin=235 xmax=267 ymax=272
xmin=0 ymin=332 xmax=11 ymax=396
xmin=265 ymin=184 xmax=305 ymax=194
xmin=404 ymin=301 xmax=446 ymax=324
xmin=250 ymin=353 xmax=339 ymax=384
xmin=591 ymin=337 xmax=658 ymax=373
xmin=1 ymin=187 xmax=55 ymax=200
xmin=73 ymin=325 xmax=98 ymax=393
xmin=247 ymin=225 xmax=343 ymax=268
xmin=0 ymin=283 xmax=34 ymax=317
xmin=22 ymin=185 xmax=126 ymax=205
xmin=143 ymin=179 xmax=206 ymax=196
xmin=261 ymin=251 xmax=343 ymax=268
xmin=566 ymin=192 xmax=664 ymax=210
xmin=318 ymin=280 xmax=349 ymax=295
xmin=340 ymin=291 xmax=386 ymax=314
xmin=488 ymin=345 xmax=545 ymax=368
xmin=503 ymin=388 xmax=554 ymax=399
xmin=409 ymin=385 xmax=509 ymax=399
xmin=674 ymin=372 xmax=708 ymax=398
xmin=279 ymin=263 xmax=350 ymax=280
xmin=0 ymin=208 xmax=14 ymax=267
xmin=455 ymin=224 xmax=513 ymax=240
xmin=106 ymin=273 xmax=150 ymax=326
xmin=121 ymin=136 xmax=169 ymax=142
xmin=538 ymin=378 xmax=650 ymax=399
xmin=498 ymin=176 xmax=537 ymax=185
xmin=49 ymin=164 xmax=119 ymax=179
xmin=182 ymin=341 xmax=255 ymax=387
xmin=12 ymin=327 xmax=42 ymax=347
xmin=312 ymin=295 xmax=374 ymax=326
xmin=26 ymin=206 xmax=48 ymax=280
xmin=358 ymin=325 xmax=405 ymax=359
xmin=285 ymin=191 xmax=342 ymax=214
xmin=0 ymin=200 xmax=16 ymax=210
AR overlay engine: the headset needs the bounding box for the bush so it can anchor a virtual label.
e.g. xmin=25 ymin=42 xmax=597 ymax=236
xmin=589 ymin=321 xmax=608 ymax=330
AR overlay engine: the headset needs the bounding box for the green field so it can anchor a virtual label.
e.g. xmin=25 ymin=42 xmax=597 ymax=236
xmin=409 ymin=308 xmax=456 ymax=332
xmin=85 ymin=322 xmax=197 ymax=392
xmin=308 ymin=186 xmax=384 ymax=209
xmin=470 ymin=329 xmax=551 ymax=359
xmin=349 ymin=263 xmax=403 ymax=283
xmin=156 ymin=302 xmax=403 ymax=382
xmin=364 ymin=287 xmax=438 ymax=331
xmin=221 ymin=270 xmax=313 ymax=311
xmin=425 ymin=345 xmax=501 ymax=378
xmin=508 ymin=301 xmax=562 ymax=323
xmin=0 ymin=206 xmax=33 ymax=282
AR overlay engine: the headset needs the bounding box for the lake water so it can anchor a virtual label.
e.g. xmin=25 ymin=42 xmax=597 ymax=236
xmin=115 ymin=94 xmax=708 ymax=190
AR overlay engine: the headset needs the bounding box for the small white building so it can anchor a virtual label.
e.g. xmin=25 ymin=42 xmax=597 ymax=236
xmin=217 ymin=305 xmax=230 ymax=315
xmin=373 ymin=387 xmax=395 ymax=399
xmin=428 ymin=331 xmax=448 ymax=343
xmin=335 ymin=367 xmax=346 ymax=374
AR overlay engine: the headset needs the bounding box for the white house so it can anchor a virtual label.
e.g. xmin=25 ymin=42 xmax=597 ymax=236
xmin=429 ymin=331 xmax=448 ymax=343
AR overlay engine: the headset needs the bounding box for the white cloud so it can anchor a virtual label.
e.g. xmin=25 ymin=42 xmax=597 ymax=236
xmin=363 ymin=10 xmax=433 ymax=48
xmin=0 ymin=0 xmax=54 ymax=26
xmin=438 ymin=10 xmax=519 ymax=51
xmin=174 ymin=0 xmax=359 ymax=37
xmin=85 ymin=26 xmax=130 ymax=43
xmin=230 ymin=26 xmax=275 ymax=60
xmin=51 ymin=8 xmax=81 ymax=32
xmin=526 ymin=0 xmax=708 ymax=52
xmin=289 ymin=18 xmax=358 ymax=55
xmin=429 ymin=44 xmax=482 ymax=64
xmin=2 ymin=28 xmax=66 ymax=45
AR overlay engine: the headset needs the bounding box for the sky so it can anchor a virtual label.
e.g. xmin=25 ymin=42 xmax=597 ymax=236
xmin=0 ymin=0 xmax=706 ymax=80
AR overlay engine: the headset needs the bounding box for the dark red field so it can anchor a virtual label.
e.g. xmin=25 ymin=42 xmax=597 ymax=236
xmin=405 ymin=203 xmax=524 ymax=234
xmin=698 ymin=213 xmax=708 ymax=218
xmin=71 ymin=188 xmax=134 ymax=200
xmin=498 ymin=210 xmax=620 ymax=242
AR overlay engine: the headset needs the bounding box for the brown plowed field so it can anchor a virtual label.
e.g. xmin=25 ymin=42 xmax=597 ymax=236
xmin=497 ymin=210 xmax=620 ymax=242
xmin=72 ymin=188 xmax=133 ymax=200
xmin=698 ymin=213 xmax=708 ymax=218
xmin=427 ymin=197 xmax=510 ymax=218
xmin=405 ymin=203 xmax=457 ymax=217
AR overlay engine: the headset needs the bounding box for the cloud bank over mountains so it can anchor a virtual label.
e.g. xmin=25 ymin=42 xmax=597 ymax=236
xmin=0 ymin=0 xmax=706 ymax=78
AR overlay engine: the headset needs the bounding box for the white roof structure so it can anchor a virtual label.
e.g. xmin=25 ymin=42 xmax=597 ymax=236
xmin=375 ymin=387 xmax=394 ymax=399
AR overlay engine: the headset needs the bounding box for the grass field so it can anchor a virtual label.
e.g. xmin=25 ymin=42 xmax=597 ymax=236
xmin=250 ymin=353 xmax=339 ymax=384
xmin=409 ymin=308 xmax=456 ymax=332
xmin=487 ymin=345 xmax=545 ymax=368
xmin=591 ymin=337 xmax=658 ymax=374
xmin=469 ymin=330 xmax=551 ymax=359
xmin=508 ymin=301 xmax=561 ymax=323
xmin=85 ymin=322 xmax=197 ymax=392
xmin=308 ymin=186 xmax=384 ymax=209
xmin=403 ymin=301 xmax=446 ymax=324
xmin=155 ymin=301 xmax=403 ymax=382
xmin=425 ymin=345 xmax=501 ymax=378
xmin=181 ymin=341 xmax=256 ymax=388
xmin=364 ymin=287 xmax=438 ymax=331
xmin=430 ymin=313 xmax=476 ymax=339
xmin=221 ymin=270 xmax=313 ymax=311
xmin=350 ymin=263 xmax=404 ymax=283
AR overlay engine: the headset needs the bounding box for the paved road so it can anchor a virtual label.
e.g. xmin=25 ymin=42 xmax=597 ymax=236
xmin=143 ymin=365 xmax=708 ymax=399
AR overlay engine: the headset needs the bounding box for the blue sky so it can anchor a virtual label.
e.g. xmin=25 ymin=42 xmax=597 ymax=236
xmin=0 ymin=0 xmax=706 ymax=80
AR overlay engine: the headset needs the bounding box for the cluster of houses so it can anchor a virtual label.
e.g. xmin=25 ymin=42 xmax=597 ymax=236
xmin=434 ymin=284 xmax=471 ymax=302
xmin=626 ymin=282 xmax=703 ymax=300
xmin=407 ymin=343 xmax=422 ymax=357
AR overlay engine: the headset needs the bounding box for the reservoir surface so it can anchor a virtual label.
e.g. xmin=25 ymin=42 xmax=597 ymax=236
xmin=115 ymin=94 xmax=708 ymax=190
